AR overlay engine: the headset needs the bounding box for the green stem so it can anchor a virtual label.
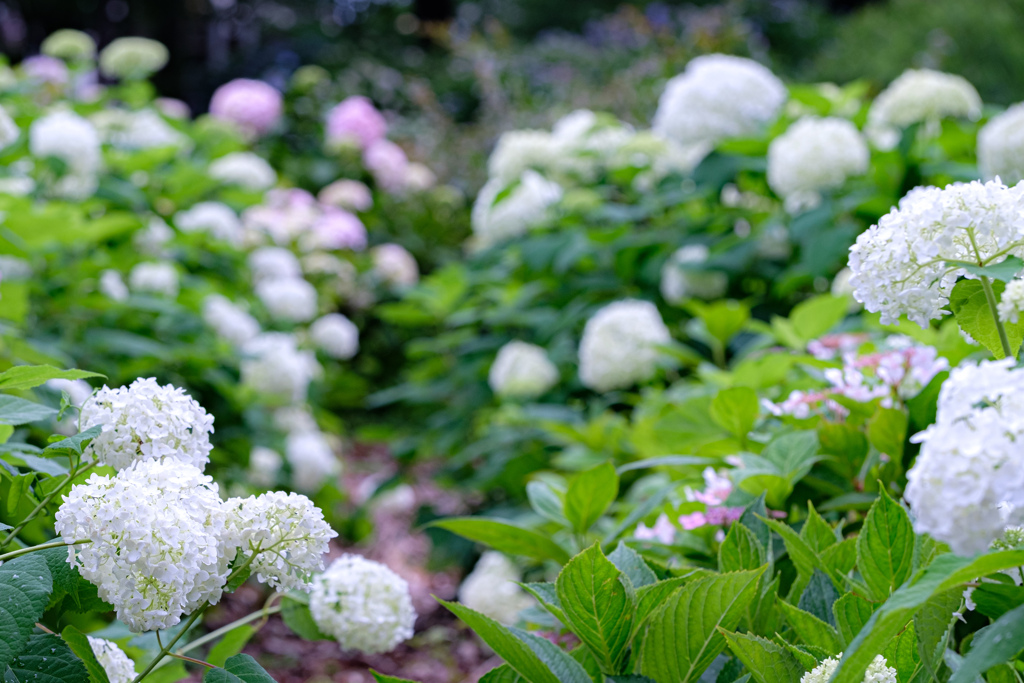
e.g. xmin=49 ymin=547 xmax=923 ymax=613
xmin=175 ymin=603 xmax=283 ymax=657
xmin=132 ymin=606 xmax=208 ymax=683
xmin=0 ymin=539 xmax=89 ymax=563
xmin=0 ymin=461 xmax=97 ymax=551
xmin=980 ymin=275 xmax=1014 ymax=359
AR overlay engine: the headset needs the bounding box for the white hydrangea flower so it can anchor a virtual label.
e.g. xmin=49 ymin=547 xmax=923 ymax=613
xmin=488 ymin=341 xmax=559 ymax=399
xmin=47 ymin=378 xmax=94 ymax=407
xmin=458 ymin=552 xmax=534 ymax=625
xmin=55 ymin=460 xmax=232 ymax=632
xmin=99 ymin=37 xmax=169 ymax=80
xmin=285 ymin=429 xmax=340 ymax=493
xmin=42 ymin=29 xmax=96 ymax=61
xmin=0 ymin=104 xmax=19 ymax=149
xmin=867 ymin=69 xmax=981 ymax=148
xmin=660 ymin=244 xmax=729 ymax=304
xmin=249 ymin=246 xmax=302 ymax=282
xmin=767 ymin=117 xmax=869 ymax=203
xmin=318 ymin=179 xmax=373 ymax=212
xmin=255 ymin=277 xmax=318 ymax=323
xmin=87 ymin=637 xmax=136 ymax=683
xmin=273 ymin=406 xmax=319 ymax=433
xmin=241 ymin=333 xmax=321 ymax=403
xmin=91 ymin=109 xmax=185 ymax=150
xmin=309 ymin=554 xmax=416 ymax=654
xmin=222 ymin=491 xmax=337 ymax=591
xmin=309 ymin=313 xmax=359 ymax=360
xmin=471 ymin=170 xmax=563 ymax=248
xmin=29 ymin=110 xmax=101 ymax=198
xmin=552 ymin=109 xmax=599 ymax=144
xmin=99 ymin=269 xmax=129 ymax=302
xmin=999 ymin=278 xmax=1024 ymax=323
xmin=906 ymin=359 xmax=1024 ymax=555
xmin=578 ymin=299 xmax=671 ymax=392
xmin=80 ymin=377 xmax=214 ymax=471
xmin=801 ymin=654 xmax=896 ymax=683
xmin=133 ymin=217 xmax=174 ymax=256
xmin=208 ymin=152 xmax=277 ymax=191
xmin=203 ymin=294 xmax=261 ymax=346
xmin=248 ymin=446 xmax=282 ymax=488
xmin=174 ymin=202 xmax=243 ymax=245
xmin=652 ymin=54 xmax=787 ymax=147
xmin=371 ymin=244 xmax=419 ymax=287
xmin=978 ymin=103 xmax=1024 ymax=184
xmin=0 ymin=255 xmax=32 ymax=281
xmin=487 ymin=129 xmax=559 ymax=184
xmin=129 ymin=262 xmax=179 ymax=297
xmin=848 ymin=179 xmax=1024 ymax=327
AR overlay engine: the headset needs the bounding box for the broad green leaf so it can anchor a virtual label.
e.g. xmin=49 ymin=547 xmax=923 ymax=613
xmin=718 ymin=522 xmax=765 ymax=573
xmin=207 ymin=625 xmax=258 ymax=668
xmin=204 ymin=654 xmax=276 ymax=683
xmin=635 ymin=576 xmax=694 ymax=632
xmin=948 ymin=279 xmax=1024 ymax=359
xmin=5 ymin=634 xmax=89 ymax=683
xmin=427 ymin=518 xmax=570 ymax=564
xmin=520 ymin=583 xmax=565 ymax=623
xmin=0 ymin=396 xmax=57 ymax=426
xmin=800 ymin=503 xmax=837 ymax=555
xmin=0 ymin=366 xmax=102 ymax=392
xmin=857 ymin=489 xmax=914 ymax=601
xmin=44 ymin=426 xmax=103 ymax=459
xmin=441 ymin=600 xmax=588 ymax=683
xmin=41 ymin=548 xmax=110 ymax=613
xmin=798 ymin=570 xmax=839 ymax=628
xmin=688 ymin=300 xmax=750 ymax=346
xmin=478 ymin=665 xmax=523 ymax=683
xmin=762 ymin=517 xmax=825 ymax=582
xmin=0 ymin=553 xmax=53 ymax=670
xmin=280 ymin=594 xmax=330 ymax=641
xmin=526 ymin=481 xmax=566 ymax=525
xmin=949 ymin=603 xmax=1024 ymax=683
xmin=565 ymin=463 xmax=619 ymax=534
xmin=789 ymin=295 xmax=850 ymax=342
xmin=867 ymin=409 xmax=907 ymax=462
xmin=608 ymin=542 xmax=657 ymax=588
xmin=971 ymin=583 xmax=1024 ymax=620
xmin=914 ymin=587 xmax=961 ymax=679
xmin=370 ymin=672 xmax=419 ymax=683
xmin=59 ymin=626 xmax=111 ymax=683
xmin=820 ymin=538 xmax=858 ymax=587
xmin=778 ymin=601 xmax=840 ymax=655
xmin=960 ymin=256 xmax=1024 ymax=282
xmin=832 ymin=593 xmax=875 ymax=649
xmin=555 ymin=544 xmax=635 ymax=673
xmin=721 ymin=631 xmax=805 ymax=683
xmin=509 ymin=627 xmax=595 ymax=683
xmin=639 ymin=568 xmax=766 ymax=682
xmin=709 ymin=387 xmax=759 ymax=441
xmin=739 ymin=494 xmax=771 ymax=551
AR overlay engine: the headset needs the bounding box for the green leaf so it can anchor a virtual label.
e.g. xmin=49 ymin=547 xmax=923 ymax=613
xmin=520 ymin=583 xmax=566 ymax=624
xmin=427 ymin=518 xmax=570 ymax=564
xmin=833 ymin=593 xmax=875 ymax=649
xmin=441 ymin=600 xmax=590 ymax=683
xmin=0 ymin=553 xmax=53 ymax=670
xmin=509 ymin=627 xmax=596 ymax=683
xmin=0 ymin=397 xmax=57 ymax=426
xmin=799 ymin=503 xmax=837 ymax=555
xmin=720 ymin=631 xmax=805 ymax=683
xmin=949 ymin=279 xmax=1024 ymax=359
xmin=59 ymin=626 xmax=111 ymax=683
xmin=634 ymin=576 xmax=694 ymax=631
xmin=608 ymin=542 xmax=657 ymax=588
xmin=639 ymin=568 xmax=766 ymax=682
xmin=949 ymin=603 xmax=1024 ymax=683
xmin=709 ymin=388 xmax=759 ymax=441
xmin=555 ymin=545 xmax=635 ymax=673
xmin=478 ymin=665 xmax=523 ymax=683
xmin=857 ymin=489 xmax=914 ymax=601
xmin=207 ymin=625 xmax=257 ymax=668
xmin=40 ymin=548 xmax=109 ymax=614
xmin=777 ymin=601 xmax=840 ymax=654
xmin=971 ymin=583 xmax=1024 ymax=619
xmin=526 ymin=482 xmax=566 ymax=525
xmin=959 ymin=256 xmax=1024 ymax=282
xmin=43 ymin=426 xmax=103 ymax=458
xmin=789 ymin=295 xmax=850 ymax=342
xmin=280 ymin=594 xmax=330 ymax=641
xmin=867 ymin=408 xmax=907 ymax=462
xmin=564 ymin=463 xmax=619 ymax=534
xmin=5 ymin=634 xmax=89 ymax=683
xmin=204 ymin=654 xmax=276 ymax=683
xmin=0 ymin=366 xmax=102 ymax=392
xmin=718 ymin=522 xmax=765 ymax=573
xmin=762 ymin=517 xmax=825 ymax=582
xmin=370 ymin=672 xmax=419 ymax=683
xmin=797 ymin=570 xmax=840 ymax=629
xmin=739 ymin=494 xmax=771 ymax=552
xmin=914 ymin=588 xmax=961 ymax=678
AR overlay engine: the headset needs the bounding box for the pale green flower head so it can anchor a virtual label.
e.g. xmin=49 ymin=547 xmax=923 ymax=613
xmin=42 ymin=29 xmax=97 ymax=62
xmin=99 ymin=37 xmax=169 ymax=80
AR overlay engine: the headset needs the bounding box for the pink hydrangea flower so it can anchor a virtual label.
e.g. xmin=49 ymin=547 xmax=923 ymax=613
xmin=325 ymin=96 xmax=387 ymax=149
xmin=318 ymin=179 xmax=373 ymax=212
xmin=209 ymin=78 xmax=282 ymax=137
xmin=693 ymin=467 xmax=732 ymax=505
xmin=634 ymin=513 xmax=676 ymax=544
xmin=363 ymin=139 xmax=409 ymax=194
xmin=22 ymin=55 xmax=68 ymax=85
xmin=307 ymin=208 xmax=367 ymax=251
xmin=679 ymin=512 xmax=707 ymax=530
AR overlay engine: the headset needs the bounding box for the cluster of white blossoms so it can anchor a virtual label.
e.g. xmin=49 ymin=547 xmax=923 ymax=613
xmin=255 ymin=276 xmax=319 ymax=323
xmin=174 ymin=201 xmax=244 ymax=245
xmin=848 ymin=179 xmax=1024 ymax=327
xmin=241 ymin=333 xmax=322 ymax=403
xmin=87 ymin=636 xmax=136 ymax=683
xmin=978 ymin=103 xmax=1024 ymax=184
xmin=766 ymin=117 xmax=869 ymax=208
xmin=487 ymin=129 xmax=563 ymax=184
xmin=81 ymin=377 xmax=214 ymax=471
xmin=0 ymin=104 xmax=19 ymax=148
xmin=488 ymin=341 xmax=559 ymax=399
xmin=906 ymin=359 xmax=1024 ymax=555
xmin=308 ymin=313 xmax=360 ymax=360
xmin=866 ymin=69 xmax=981 ymax=149
xmin=28 ymin=109 xmax=101 ymax=199
xmin=801 ymin=654 xmax=896 ymax=683
xmin=471 ymin=170 xmax=564 ymax=248
xmin=249 ymin=246 xmax=302 ymax=282
xmin=371 ymin=243 xmax=419 ymax=287
xmin=98 ymin=36 xmax=169 ymax=80
xmin=309 ymin=554 xmax=416 ymax=654
xmin=285 ymin=429 xmax=340 ymax=493
xmin=652 ymin=54 xmax=787 ymax=148
xmin=208 ymin=151 xmax=278 ymax=191
xmin=578 ymin=299 xmax=672 ymax=392
xmin=457 ymin=552 xmax=534 ymax=625
xmin=660 ymin=244 xmax=728 ymax=304
xmin=998 ymin=278 xmax=1024 ymax=323
xmin=129 ymin=261 xmax=179 ymax=297
xmin=203 ymin=294 xmax=261 ymax=347
xmin=91 ymin=109 xmax=186 ymax=150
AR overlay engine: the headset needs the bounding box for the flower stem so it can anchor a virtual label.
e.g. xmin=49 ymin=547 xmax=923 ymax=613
xmin=175 ymin=603 xmax=283 ymax=657
xmin=132 ymin=606 xmax=208 ymax=683
xmin=0 ymin=538 xmax=89 ymax=563
xmin=980 ymin=275 xmax=1014 ymax=358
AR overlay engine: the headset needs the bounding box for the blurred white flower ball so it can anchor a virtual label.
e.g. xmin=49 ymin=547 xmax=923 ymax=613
xmin=128 ymin=261 xmax=179 ymax=297
xmin=660 ymin=244 xmax=728 ymax=304
xmin=241 ymin=332 xmax=321 ymax=403
xmin=578 ymin=299 xmax=672 ymax=392
xmin=767 ymin=117 xmax=869 ymax=202
xmin=867 ymin=69 xmax=981 ymax=149
xmin=471 ymin=170 xmax=563 ymax=248
xmin=978 ymin=103 xmax=1024 ymax=183
xmin=255 ymin=277 xmax=318 ymax=323
xmin=203 ymin=294 xmax=261 ymax=347
xmin=99 ymin=37 xmax=169 ymax=80
xmin=309 ymin=313 xmax=360 ymax=360
xmin=174 ymin=201 xmax=243 ymax=245
xmin=99 ymin=269 xmax=129 ymax=302
xmin=371 ymin=243 xmax=419 ymax=287
xmin=488 ymin=341 xmax=559 ymax=399
xmin=458 ymin=552 xmax=534 ymax=625
xmin=208 ymin=152 xmax=277 ymax=191
xmin=285 ymin=429 xmax=340 ymax=494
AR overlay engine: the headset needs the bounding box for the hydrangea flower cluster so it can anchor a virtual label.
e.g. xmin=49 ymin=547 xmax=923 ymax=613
xmin=325 ymin=96 xmax=387 ymax=150
xmin=660 ymin=244 xmax=728 ymax=304
xmin=174 ymin=201 xmax=244 ymax=245
xmin=284 ymin=429 xmax=340 ymax=493
xmin=371 ymin=243 xmax=419 ymax=287
xmin=87 ymin=636 xmax=137 ymax=683
xmin=488 ymin=341 xmax=559 ymax=399
xmin=866 ymin=68 xmax=981 ymax=148
xmin=978 ymin=103 xmax=1024 ymax=184
xmin=203 ymin=294 xmax=261 ymax=347
xmin=848 ymin=180 xmax=1024 ymax=327
xmin=471 ymin=170 xmax=564 ymax=248
xmin=319 ymin=179 xmax=373 ymax=212
xmin=766 ymin=117 xmax=869 ymax=209
xmin=309 ymin=313 xmax=360 ymax=360
xmin=255 ymin=277 xmax=319 ymax=323
xmin=997 ymin=278 xmax=1024 ymax=323
xmin=309 ymin=554 xmax=416 ymax=654
xmin=652 ymin=54 xmax=787 ymax=148
xmin=129 ymin=261 xmax=179 ymax=297
xmin=209 ymin=78 xmax=283 ymax=138
xmin=208 ymin=152 xmax=278 ymax=191
xmin=42 ymin=29 xmax=96 ymax=62
xmin=578 ymin=299 xmax=671 ymax=392
xmin=28 ymin=110 xmax=101 ymax=199
xmin=241 ymin=333 xmax=322 ymax=403
xmin=457 ymin=552 xmax=534 ymax=625
xmin=98 ymin=37 xmax=169 ymax=80
xmin=801 ymin=654 xmax=896 ymax=683
xmin=906 ymin=359 xmax=1024 ymax=555
xmin=80 ymin=377 xmax=214 ymax=471
xmin=92 ymin=109 xmax=186 ymax=150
